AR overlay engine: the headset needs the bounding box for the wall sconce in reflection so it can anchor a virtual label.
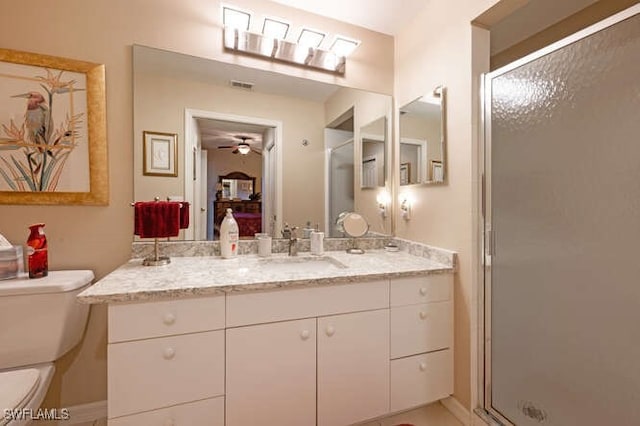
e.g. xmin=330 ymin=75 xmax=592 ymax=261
xmin=399 ymin=194 xmax=412 ymax=220
xmin=376 ymin=190 xmax=391 ymax=218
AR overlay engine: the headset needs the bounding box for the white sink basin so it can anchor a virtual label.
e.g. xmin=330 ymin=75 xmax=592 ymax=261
xmin=256 ymin=256 xmax=347 ymax=273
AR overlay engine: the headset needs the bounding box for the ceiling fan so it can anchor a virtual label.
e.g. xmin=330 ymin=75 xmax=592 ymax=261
xmin=217 ymin=135 xmax=260 ymax=155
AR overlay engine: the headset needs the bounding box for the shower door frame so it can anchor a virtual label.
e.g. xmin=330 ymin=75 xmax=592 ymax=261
xmin=479 ymin=4 xmax=640 ymax=425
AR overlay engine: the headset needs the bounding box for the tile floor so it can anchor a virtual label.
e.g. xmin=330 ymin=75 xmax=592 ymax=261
xmin=66 ymin=402 xmax=461 ymax=425
xmin=361 ymin=402 xmax=463 ymax=426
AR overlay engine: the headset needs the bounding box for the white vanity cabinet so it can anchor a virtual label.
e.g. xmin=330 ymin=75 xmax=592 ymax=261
xmin=389 ymin=274 xmax=454 ymax=412
xmin=107 ymin=296 xmax=226 ymax=425
xmin=225 ymin=280 xmax=389 ymax=426
xmin=105 ymin=272 xmax=453 ymax=426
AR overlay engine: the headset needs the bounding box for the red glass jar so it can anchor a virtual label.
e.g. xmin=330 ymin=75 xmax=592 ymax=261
xmin=27 ymin=223 xmax=48 ymax=279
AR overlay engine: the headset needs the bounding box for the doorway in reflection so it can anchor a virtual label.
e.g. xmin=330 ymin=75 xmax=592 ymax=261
xmin=191 ymin=116 xmax=277 ymax=240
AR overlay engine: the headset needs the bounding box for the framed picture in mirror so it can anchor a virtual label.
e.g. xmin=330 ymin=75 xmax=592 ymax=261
xmin=400 ymin=162 xmax=410 ymax=185
xmin=143 ymin=131 xmax=177 ymax=177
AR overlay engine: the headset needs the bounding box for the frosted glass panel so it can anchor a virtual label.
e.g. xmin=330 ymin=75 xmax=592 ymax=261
xmin=329 ymin=142 xmax=354 ymax=237
xmin=489 ymin=12 xmax=640 ymax=425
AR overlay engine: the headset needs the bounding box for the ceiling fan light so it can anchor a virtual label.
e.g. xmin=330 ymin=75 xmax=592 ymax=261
xmin=237 ymin=143 xmax=251 ymax=155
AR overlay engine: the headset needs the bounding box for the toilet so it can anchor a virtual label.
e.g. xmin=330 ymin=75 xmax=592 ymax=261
xmin=0 ymin=270 xmax=94 ymax=426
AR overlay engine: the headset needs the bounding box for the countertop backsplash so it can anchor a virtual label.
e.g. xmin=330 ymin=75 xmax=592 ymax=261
xmin=131 ymin=236 xmax=456 ymax=270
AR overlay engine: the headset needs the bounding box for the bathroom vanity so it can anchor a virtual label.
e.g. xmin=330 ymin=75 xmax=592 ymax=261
xmin=79 ymin=248 xmax=454 ymax=426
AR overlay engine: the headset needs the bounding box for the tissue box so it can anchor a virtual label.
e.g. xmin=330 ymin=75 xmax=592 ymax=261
xmin=0 ymin=246 xmax=24 ymax=280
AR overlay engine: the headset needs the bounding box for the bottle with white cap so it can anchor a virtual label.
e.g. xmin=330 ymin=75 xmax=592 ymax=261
xmin=220 ymin=209 xmax=239 ymax=258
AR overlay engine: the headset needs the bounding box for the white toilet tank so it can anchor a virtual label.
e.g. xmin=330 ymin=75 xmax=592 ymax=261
xmin=0 ymin=270 xmax=94 ymax=370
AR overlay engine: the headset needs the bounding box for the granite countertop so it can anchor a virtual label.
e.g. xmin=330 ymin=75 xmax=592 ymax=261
xmin=78 ymin=250 xmax=454 ymax=304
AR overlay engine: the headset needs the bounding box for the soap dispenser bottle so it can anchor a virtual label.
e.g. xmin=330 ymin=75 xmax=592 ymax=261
xmin=26 ymin=223 xmax=48 ymax=278
xmin=220 ymin=209 xmax=239 ymax=258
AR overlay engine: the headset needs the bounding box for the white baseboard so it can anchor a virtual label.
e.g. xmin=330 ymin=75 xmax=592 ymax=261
xmin=58 ymin=400 xmax=107 ymax=425
xmin=441 ymin=396 xmax=471 ymax=426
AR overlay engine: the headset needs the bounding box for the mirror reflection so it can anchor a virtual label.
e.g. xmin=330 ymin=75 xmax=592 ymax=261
xmin=133 ymin=45 xmax=392 ymax=241
xmin=360 ymin=117 xmax=386 ymax=188
xmin=399 ymin=86 xmax=446 ymax=185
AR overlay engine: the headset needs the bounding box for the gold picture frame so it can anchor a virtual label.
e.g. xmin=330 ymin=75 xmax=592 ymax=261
xmin=143 ymin=131 xmax=178 ymax=177
xmin=0 ymin=48 xmax=108 ymax=205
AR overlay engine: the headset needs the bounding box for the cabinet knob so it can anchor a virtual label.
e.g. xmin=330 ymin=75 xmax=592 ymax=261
xmin=163 ymin=313 xmax=176 ymax=325
xmin=325 ymin=326 xmax=335 ymax=337
xmin=419 ymin=311 xmax=428 ymax=320
xmin=419 ymin=287 xmax=428 ymax=296
xmin=164 ymin=419 xmax=175 ymax=426
xmin=300 ymin=330 xmax=311 ymax=341
xmin=163 ymin=347 xmax=176 ymax=360
xmin=419 ymin=362 xmax=427 ymax=371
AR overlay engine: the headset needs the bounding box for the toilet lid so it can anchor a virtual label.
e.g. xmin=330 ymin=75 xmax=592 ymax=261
xmin=0 ymin=368 xmax=40 ymax=414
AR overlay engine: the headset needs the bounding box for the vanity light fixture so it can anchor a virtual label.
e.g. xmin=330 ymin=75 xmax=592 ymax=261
xmin=330 ymin=36 xmax=360 ymax=57
xmin=400 ymin=194 xmax=413 ymax=220
xmin=262 ymin=17 xmax=289 ymax=39
xmin=221 ymin=7 xmax=357 ymax=74
xmin=376 ymin=191 xmax=391 ymax=218
xmin=223 ymin=6 xmax=251 ymax=30
xmin=297 ymin=28 xmax=326 ymax=48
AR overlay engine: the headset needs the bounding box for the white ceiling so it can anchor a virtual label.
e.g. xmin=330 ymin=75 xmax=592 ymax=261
xmin=269 ymin=0 xmax=428 ymax=35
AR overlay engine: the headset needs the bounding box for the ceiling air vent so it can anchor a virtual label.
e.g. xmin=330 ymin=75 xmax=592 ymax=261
xmin=230 ymin=80 xmax=254 ymax=90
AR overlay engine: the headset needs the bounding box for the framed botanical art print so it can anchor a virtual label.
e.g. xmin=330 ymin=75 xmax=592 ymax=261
xmin=0 ymin=48 xmax=108 ymax=205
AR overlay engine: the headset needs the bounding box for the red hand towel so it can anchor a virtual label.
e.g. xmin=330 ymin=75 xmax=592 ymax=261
xmin=179 ymin=202 xmax=190 ymax=229
xmin=134 ymin=201 xmax=181 ymax=238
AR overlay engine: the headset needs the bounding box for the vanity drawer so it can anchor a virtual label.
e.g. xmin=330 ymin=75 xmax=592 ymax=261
xmin=390 ymin=301 xmax=452 ymax=359
xmin=390 ymin=349 xmax=453 ymax=412
xmin=108 ymin=295 xmax=225 ymax=343
xmin=108 ymin=330 xmax=224 ymax=418
xmin=108 ymin=396 xmax=224 ymax=426
xmin=227 ymin=279 xmax=389 ymax=327
xmin=390 ymin=274 xmax=452 ymax=307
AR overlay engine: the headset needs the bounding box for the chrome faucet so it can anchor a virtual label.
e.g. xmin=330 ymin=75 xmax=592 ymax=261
xmin=288 ymin=226 xmax=299 ymax=256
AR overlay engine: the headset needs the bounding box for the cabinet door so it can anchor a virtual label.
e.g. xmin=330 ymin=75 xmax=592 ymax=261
xmin=317 ymin=309 xmax=390 ymax=426
xmin=226 ymin=318 xmax=316 ymax=426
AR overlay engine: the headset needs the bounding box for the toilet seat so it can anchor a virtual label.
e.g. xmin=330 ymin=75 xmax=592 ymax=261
xmin=0 ymin=368 xmax=40 ymax=425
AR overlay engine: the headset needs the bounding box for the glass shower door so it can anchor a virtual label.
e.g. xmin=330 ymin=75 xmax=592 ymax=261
xmin=484 ymin=6 xmax=640 ymax=425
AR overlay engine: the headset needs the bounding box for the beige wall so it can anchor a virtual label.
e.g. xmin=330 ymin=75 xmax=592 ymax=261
xmin=0 ymin=0 xmax=393 ymax=408
xmin=395 ymin=0 xmax=501 ymax=410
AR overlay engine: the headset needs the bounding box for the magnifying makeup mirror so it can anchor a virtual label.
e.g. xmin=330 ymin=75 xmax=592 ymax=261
xmin=336 ymin=212 xmax=369 ymax=254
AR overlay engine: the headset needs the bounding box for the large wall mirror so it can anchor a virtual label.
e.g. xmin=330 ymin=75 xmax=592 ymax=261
xmin=360 ymin=117 xmax=387 ymax=189
xmin=399 ymin=86 xmax=446 ymax=185
xmin=133 ymin=45 xmax=392 ymax=241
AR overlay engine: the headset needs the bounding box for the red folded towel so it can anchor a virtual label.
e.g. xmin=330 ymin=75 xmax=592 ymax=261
xmin=134 ymin=201 xmax=181 ymax=238
xmin=179 ymin=202 xmax=190 ymax=229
